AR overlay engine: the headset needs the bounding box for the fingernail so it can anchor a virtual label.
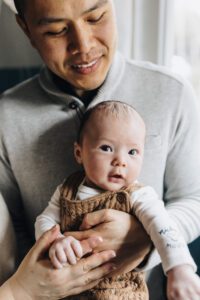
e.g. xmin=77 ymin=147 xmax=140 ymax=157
xmin=109 ymin=251 xmax=116 ymax=258
xmin=94 ymin=236 xmax=103 ymax=243
xmin=56 ymin=265 xmax=63 ymax=269
xmin=108 ymin=264 xmax=117 ymax=271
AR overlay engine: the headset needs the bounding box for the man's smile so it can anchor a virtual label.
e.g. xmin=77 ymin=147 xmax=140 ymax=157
xmin=70 ymin=57 xmax=101 ymax=75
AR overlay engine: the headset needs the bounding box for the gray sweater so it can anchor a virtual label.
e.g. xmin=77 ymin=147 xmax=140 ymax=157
xmin=1 ymin=51 xmax=200 ymax=298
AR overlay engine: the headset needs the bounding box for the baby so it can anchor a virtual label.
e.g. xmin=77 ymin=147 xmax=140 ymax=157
xmin=35 ymin=101 xmax=200 ymax=300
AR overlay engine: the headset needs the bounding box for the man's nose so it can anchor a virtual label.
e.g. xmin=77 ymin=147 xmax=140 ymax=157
xmin=67 ymin=24 xmax=93 ymax=55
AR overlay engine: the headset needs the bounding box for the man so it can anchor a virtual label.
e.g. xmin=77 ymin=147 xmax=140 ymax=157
xmin=0 ymin=0 xmax=200 ymax=299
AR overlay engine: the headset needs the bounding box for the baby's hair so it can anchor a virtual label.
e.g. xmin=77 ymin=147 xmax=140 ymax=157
xmin=77 ymin=101 xmax=138 ymax=144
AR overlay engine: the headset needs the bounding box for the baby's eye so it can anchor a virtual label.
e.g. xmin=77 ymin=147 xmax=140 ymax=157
xmin=100 ymin=145 xmax=112 ymax=152
xmin=129 ymin=149 xmax=137 ymax=156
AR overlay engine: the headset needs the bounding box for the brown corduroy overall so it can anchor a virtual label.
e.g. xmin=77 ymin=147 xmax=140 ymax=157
xmin=60 ymin=172 xmax=149 ymax=300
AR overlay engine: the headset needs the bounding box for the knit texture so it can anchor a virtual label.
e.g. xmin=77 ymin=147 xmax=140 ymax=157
xmin=60 ymin=171 xmax=148 ymax=300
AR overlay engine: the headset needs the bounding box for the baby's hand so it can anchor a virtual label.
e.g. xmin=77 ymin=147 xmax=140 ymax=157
xmin=49 ymin=235 xmax=83 ymax=269
xmin=167 ymin=265 xmax=200 ymax=300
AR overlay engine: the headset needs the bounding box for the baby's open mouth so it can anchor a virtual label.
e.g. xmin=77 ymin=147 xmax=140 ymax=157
xmin=110 ymin=174 xmax=123 ymax=179
xmin=113 ymin=174 xmax=122 ymax=178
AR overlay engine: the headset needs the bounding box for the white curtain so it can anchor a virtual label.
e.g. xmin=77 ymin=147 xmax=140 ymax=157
xmin=115 ymin=0 xmax=174 ymax=65
xmin=114 ymin=0 xmax=133 ymax=59
xmin=2 ymin=0 xmax=16 ymax=12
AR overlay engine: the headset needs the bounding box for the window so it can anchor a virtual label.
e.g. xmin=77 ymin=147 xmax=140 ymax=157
xmin=172 ymin=0 xmax=200 ymax=99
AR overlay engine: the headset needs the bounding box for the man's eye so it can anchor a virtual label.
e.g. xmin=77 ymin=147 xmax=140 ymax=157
xmin=129 ymin=149 xmax=137 ymax=156
xmin=46 ymin=27 xmax=68 ymax=36
xmin=87 ymin=12 xmax=105 ymax=23
xmin=100 ymin=145 xmax=112 ymax=152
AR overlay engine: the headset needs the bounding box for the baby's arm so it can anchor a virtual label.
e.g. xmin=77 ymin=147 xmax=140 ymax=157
xmin=35 ymin=185 xmax=84 ymax=268
xmin=131 ymin=186 xmax=196 ymax=272
xmin=131 ymin=187 xmax=199 ymax=298
xmin=35 ymin=185 xmax=62 ymax=240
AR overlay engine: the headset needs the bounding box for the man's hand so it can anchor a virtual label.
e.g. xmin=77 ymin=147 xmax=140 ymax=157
xmin=64 ymin=209 xmax=152 ymax=276
xmin=7 ymin=225 xmax=116 ymax=300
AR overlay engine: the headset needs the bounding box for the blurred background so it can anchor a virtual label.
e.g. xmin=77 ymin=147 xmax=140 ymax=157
xmin=0 ymin=0 xmax=200 ymax=274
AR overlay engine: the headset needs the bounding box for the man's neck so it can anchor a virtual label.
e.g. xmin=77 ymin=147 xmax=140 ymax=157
xmin=51 ymin=72 xmax=98 ymax=107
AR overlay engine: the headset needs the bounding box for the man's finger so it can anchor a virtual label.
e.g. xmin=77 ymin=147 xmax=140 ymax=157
xmin=64 ymin=233 xmax=103 ymax=255
xmin=69 ymin=261 xmax=116 ymax=294
xmin=64 ymin=229 xmax=91 ymax=240
xmin=72 ymin=250 xmax=116 ymax=278
xmin=30 ymin=225 xmax=60 ymax=262
xmin=80 ymin=209 xmax=114 ymax=230
xmin=81 ymin=236 xmax=103 ymax=255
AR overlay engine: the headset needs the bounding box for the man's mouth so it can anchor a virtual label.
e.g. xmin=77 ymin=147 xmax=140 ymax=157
xmin=71 ymin=58 xmax=100 ymax=75
xmin=72 ymin=59 xmax=98 ymax=69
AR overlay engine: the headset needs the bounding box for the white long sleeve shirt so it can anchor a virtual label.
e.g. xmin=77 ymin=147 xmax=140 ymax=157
xmin=35 ymin=182 xmax=196 ymax=274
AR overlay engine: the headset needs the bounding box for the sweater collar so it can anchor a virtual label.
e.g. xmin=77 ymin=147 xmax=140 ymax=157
xmin=38 ymin=51 xmax=125 ymax=106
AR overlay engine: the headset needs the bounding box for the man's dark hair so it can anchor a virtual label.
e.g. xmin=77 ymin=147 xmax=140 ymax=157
xmin=13 ymin=0 xmax=26 ymax=19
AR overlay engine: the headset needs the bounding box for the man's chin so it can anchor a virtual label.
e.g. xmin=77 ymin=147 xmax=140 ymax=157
xmin=69 ymin=66 xmax=108 ymax=91
xmin=75 ymin=77 xmax=106 ymax=90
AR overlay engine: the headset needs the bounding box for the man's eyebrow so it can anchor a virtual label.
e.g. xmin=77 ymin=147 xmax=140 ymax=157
xmin=37 ymin=18 xmax=66 ymax=25
xmin=37 ymin=0 xmax=108 ymax=25
xmin=83 ymin=0 xmax=108 ymax=14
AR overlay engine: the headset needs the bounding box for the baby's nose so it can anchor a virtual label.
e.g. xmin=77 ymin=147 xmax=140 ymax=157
xmin=112 ymin=157 xmax=126 ymax=167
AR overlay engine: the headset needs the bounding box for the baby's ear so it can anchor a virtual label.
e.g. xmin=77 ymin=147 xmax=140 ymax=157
xmin=74 ymin=142 xmax=82 ymax=164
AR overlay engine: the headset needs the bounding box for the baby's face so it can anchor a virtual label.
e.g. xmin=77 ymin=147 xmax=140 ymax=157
xmin=75 ymin=111 xmax=145 ymax=191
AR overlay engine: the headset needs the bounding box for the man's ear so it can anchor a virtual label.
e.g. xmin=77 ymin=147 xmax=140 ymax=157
xmin=74 ymin=142 xmax=83 ymax=164
xmin=15 ymin=14 xmax=36 ymax=47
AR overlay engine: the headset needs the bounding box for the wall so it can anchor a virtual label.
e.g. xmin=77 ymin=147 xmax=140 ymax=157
xmin=0 ymin=2 xmax=41 ymax=92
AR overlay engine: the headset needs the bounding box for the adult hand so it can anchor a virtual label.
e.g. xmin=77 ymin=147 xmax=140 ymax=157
xmin=2 ymin=225 xmax=116 ymax=300
xmin=64 ymin=209 xmax=152 ymax=276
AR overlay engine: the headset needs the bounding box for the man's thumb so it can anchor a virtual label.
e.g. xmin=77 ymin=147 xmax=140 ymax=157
xmin=80 ymin=209 xmax=112 ymax=230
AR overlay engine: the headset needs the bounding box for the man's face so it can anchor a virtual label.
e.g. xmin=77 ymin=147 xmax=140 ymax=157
xmin=20 ymin=0 xmax=117 ymax=94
